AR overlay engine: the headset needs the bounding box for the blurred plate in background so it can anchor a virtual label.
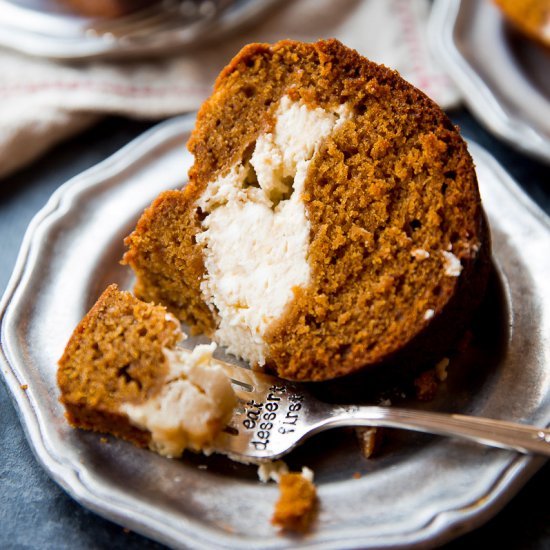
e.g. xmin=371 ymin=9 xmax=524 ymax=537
xmin=430 ymin=0 xmax=550 ymax=164
xmin=0 ymin=0 xmax=283 ymax=59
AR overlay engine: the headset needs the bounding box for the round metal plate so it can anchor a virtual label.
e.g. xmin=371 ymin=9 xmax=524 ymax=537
xmin=430 ymin=0 xmax=550 ymax=164
xmin=1 ymin=115 xmax=549 ymax=549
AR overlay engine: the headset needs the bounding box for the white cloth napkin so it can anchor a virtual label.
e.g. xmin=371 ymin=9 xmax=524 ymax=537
xmin=0 ymin=0 xmax=459 ymax=179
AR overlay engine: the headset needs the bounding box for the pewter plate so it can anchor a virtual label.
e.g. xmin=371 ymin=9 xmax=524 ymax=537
xmin=430 ymin=0 xmax=550 ymax=163
xmin=1 ymin=115 xmax=550 ymax=549
xmin=0 ymin=0 xmax=282 ymax=59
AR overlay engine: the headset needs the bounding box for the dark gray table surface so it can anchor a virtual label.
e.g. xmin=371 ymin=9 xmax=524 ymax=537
xmin=0 ymin=109 xmax=549 ymax=550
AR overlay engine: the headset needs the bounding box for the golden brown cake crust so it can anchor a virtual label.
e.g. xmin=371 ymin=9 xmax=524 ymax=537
xmin=57 ymin=284 xmax=181 ymax=447
xmin=124 ymin=39 xmax=490 ymax=382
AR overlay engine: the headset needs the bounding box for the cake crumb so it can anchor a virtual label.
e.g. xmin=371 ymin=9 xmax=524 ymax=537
xmin=352 ymin=472 xmax=362 ymax=479
xmin=442 ymin=250 xmax=463 ymax=277
xmin=435 ymin=357 xmax=450 ymax=381
xmin=411 ymin=248 xmax=430 ymax=260
xmin=272 ymin=470 xmax=317 ymax=531
xmin=414 ymin=370 xmax=438 ymax=401
xmin=356 ymin=426 xmax=384 ymax=458
xmin=301 ymin=466 xmax=314 ymax=482
xmin=20 ymin=384 xmax=28 ymax=391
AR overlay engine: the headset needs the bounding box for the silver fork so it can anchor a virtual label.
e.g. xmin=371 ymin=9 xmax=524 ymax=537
xmin=212 ymin=361 xmax=550 ymax=462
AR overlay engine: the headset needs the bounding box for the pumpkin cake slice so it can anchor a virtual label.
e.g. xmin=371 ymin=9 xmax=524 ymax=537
xmin=57 ymin=284 xmax=236 ymax=458
xmin=123 ymin=39 xmax=490 ymax=383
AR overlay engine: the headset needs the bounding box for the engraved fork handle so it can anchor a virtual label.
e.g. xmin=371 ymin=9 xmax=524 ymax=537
xmin=317 ymin=406 xmax=550 ymax=456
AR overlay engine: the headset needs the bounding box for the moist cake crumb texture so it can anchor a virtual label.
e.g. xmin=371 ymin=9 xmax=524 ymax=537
xmin=123 ymin=38 xmax=490 ymax=383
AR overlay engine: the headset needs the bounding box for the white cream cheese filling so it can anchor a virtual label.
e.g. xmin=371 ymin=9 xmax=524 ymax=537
xmin=442 ymin=250 xmax=462 ymax=277
xmin=120 ymin=343 xmax=236 ymax=458
xmin=196 ymin=96 xmax=351 ymax=366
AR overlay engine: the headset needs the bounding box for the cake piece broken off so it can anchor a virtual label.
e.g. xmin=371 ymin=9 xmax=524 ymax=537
xmin=123 ymin=39 xmax=490 ymax=382
xmin=57 ymin=285 xmax=236 ymax=458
